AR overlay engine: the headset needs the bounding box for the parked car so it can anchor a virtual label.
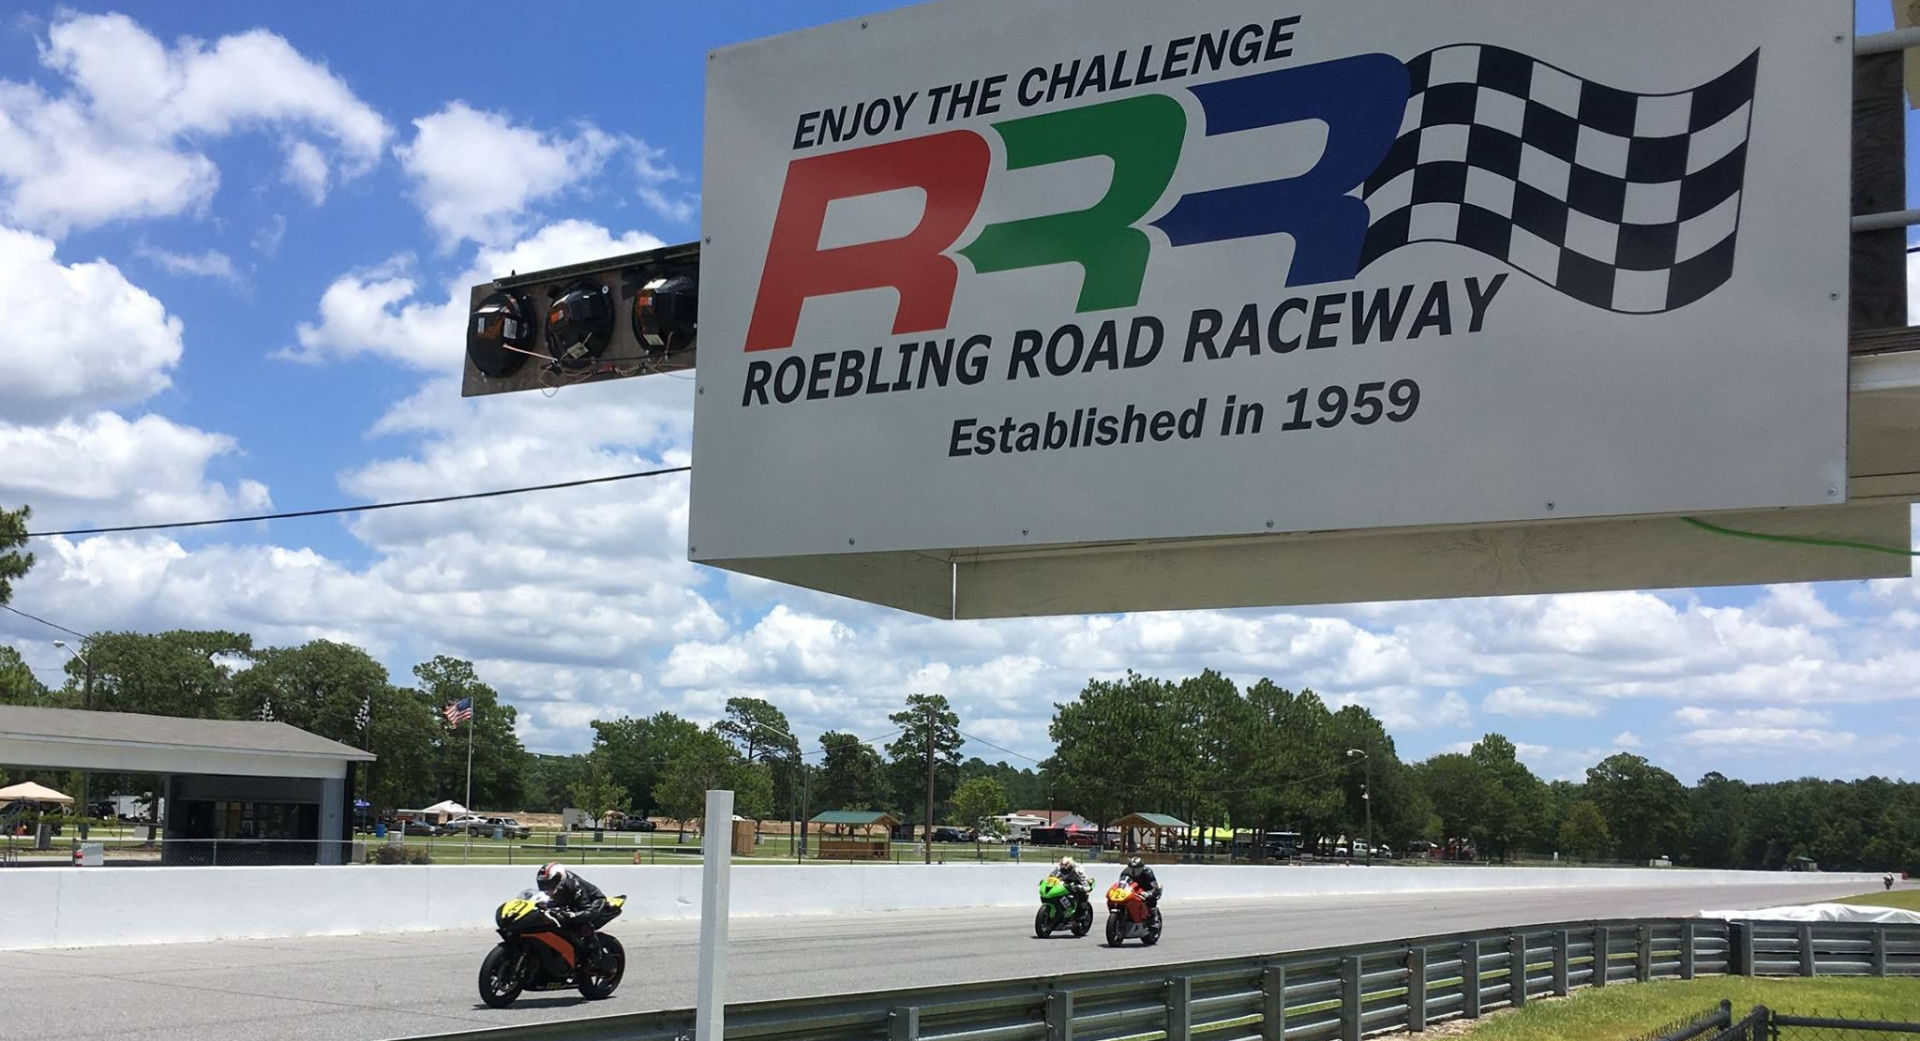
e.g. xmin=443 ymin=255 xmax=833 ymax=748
xmin=487 ymin=816 xmax=533 ymax=839
xmin=401 ymin=819 xmax=444 ymax=837
xmin=606 ymin=814 xmax=656 ymax=832
xmin=444 ymin=815 xmax=492 ymax=834
xmin=930 ymin=827 xmax=972 ymax=842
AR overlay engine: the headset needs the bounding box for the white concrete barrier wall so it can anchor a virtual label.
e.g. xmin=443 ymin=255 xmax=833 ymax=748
xmin=0 ymin=863 xmax=1882 ymax=951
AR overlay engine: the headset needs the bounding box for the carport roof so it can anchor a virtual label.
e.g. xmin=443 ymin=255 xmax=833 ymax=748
xmin=0 ymin=705 xmax=375 ymax=762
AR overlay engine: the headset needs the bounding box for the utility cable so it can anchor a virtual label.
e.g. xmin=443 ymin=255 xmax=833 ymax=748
xmin=22 ymin=465 xmax=691 ymax=539
xmin=0 ymin=603 xmax=88 ymax=639
xmin=1681 ymin=516 xmax=1919 ymax=558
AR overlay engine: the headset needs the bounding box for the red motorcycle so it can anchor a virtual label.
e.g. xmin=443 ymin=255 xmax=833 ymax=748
xmin=1104 ymin=880 xmax=1162 ymax=946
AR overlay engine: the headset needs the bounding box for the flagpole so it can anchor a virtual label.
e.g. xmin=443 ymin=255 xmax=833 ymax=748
xmin=464 ymin=706 xmax=475 ymax=862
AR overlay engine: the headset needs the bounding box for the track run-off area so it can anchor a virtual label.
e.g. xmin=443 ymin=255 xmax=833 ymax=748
xmin=5 ymin=877 xmax=1882 ymax=1041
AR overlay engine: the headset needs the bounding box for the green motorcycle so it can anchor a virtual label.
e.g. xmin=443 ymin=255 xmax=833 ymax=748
xmin=1034 ymin=874 xmax=1094 ymax=938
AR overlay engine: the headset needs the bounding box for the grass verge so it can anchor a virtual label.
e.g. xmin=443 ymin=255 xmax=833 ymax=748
xmin=1831 ymin=889 xmax=1920 ymax=912
xmin=1448 ymin=977 xmax=1920 ymax=1041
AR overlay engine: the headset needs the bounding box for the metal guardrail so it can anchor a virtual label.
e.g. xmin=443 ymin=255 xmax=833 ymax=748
xmin=399 ymin=917 xmax=1920 ymax=1041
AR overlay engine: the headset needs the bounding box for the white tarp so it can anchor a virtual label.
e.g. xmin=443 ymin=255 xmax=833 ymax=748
xmin=1699 ymin=902 xmax=1920 ymax=925
xmin=419 ymin=800 xmax=468 ymax=819
xmin=693 ymin=0 xmax=1851 ymax=570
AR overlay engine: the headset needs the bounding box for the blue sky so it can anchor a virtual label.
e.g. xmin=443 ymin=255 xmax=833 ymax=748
xmin=0 ymin=1 xmax=1915 ymax=785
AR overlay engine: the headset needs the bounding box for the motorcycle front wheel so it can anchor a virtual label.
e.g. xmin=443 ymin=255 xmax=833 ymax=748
xmin=1105 ymin=912 xmax=1124 ymax=947
xmin=1034 ymin=907 xmax=1055 ymax=938
xmin=578 ymin=934 xmax=626 ymax=1000
xmin=478 ymin=944 xmax=530 ymax=1008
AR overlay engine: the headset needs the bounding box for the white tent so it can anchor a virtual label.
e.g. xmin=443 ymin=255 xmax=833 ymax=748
xmin=0 ymin=780 xmax=74 ymax=807
xmin=420 ymin=800 xmax=468 ymax=820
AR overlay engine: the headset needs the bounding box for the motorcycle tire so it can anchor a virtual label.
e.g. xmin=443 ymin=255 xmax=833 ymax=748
xmin=577 ymin=934 xmax=626 ymax=1000
xmin=1034 ymin=907 xmax=1055 ymax=938
xmin=1142 ymin=907 xmax=1163 ymax=947
xmin=478 ymin=944 xmax=529 ymax=1008
xmin=1071 ymin=904 xmax=1092 ymax=938
xmin=1105 ymin=913 xmax=1124 ymax=947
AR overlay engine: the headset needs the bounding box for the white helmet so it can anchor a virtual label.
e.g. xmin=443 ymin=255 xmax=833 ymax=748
xmin=1059 ymin=856 xmax=1076 ymax=871
xmin=537 ymin=861 xmax=570 ymax=893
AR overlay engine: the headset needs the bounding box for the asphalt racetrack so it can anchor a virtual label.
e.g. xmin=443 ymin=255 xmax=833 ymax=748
xmin=8 ymin=879 xmax=1875 ymax=1041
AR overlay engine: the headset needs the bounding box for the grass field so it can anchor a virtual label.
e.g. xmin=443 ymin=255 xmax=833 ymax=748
xmin=1449 ymin=977 xmax=1920 ymax=1041
xmin=1832 ymin=889 xmax=1920 ymax=911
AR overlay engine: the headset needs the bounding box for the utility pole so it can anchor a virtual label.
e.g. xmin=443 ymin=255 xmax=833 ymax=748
xmin=54 ymin=640 xmax=96 ymax=824
xmin=923 ymin=702 xmax=935 ymax=865
xmin=1346 ymin=747 xmax=1373 ymax=866
xmin=1363 ymin=750 xmax=1374 ymax=867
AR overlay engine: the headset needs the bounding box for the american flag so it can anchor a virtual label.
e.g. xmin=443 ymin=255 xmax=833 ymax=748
xmin=443 ymin=697 xmax=473 ymax=726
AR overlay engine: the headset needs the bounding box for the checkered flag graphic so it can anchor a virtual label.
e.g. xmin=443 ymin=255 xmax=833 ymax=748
xmin=1359 ymin=45 xmax=1758 ymax=313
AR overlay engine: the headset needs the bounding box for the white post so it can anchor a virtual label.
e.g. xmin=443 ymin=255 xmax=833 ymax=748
xmin=696 ymin=789 xmax=734 ymax=1041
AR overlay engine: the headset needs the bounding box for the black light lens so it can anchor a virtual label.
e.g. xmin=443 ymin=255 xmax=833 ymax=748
xmin=545 ymin=281 xmax=614 ymax=369
xmin=631 ymin=273 xmax=697 ymax=357
xmin=465 ymin=290 xmax=534 ymax=378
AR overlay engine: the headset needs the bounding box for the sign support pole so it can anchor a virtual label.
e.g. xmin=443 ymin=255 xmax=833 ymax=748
xmin=697 ymin=788 xmax=735 ymax=1041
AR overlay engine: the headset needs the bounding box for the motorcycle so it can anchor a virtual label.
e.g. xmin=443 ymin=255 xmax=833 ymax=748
xmin=1034 ymin=874 xmax=1093 ymax=938
xmin=477 ymin=889 xmax=629 ymax=1008
xmin=1104 ymin=879 xmax=1162 ymax=946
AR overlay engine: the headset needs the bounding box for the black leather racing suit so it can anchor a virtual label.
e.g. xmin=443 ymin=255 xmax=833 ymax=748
xmin=546 ymin=873 xmax=609 ymax=959
xmin=1118 ymin=862 xmax=1162 ymax=907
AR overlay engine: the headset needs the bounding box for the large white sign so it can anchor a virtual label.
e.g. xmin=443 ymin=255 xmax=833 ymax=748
xmin=692 ymin=0 xmax=1850 ymax=567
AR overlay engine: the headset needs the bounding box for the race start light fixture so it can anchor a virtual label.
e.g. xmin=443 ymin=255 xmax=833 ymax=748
xmin=460 ymin=240 xmax=699 ymax=398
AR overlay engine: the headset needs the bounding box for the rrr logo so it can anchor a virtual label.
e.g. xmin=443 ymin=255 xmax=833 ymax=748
xmin=744 ymin=56 xmax=1410 ymax=352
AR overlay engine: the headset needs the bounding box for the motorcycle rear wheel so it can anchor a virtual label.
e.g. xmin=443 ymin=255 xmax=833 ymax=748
xmin=1070 ymin=904 xmax=1092 ymax=938
xmin=1034 ymin=907 xmax=1055 ymax=938
xmin=478 ymin=944 xmax=529 ymax=1008
xmin=578 ymin=934 xmax=626 ymax=1000
xmin=1142 ymin=907 xmax=1163 ymax=946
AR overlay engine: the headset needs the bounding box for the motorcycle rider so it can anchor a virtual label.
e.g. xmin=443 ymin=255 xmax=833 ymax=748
xmin=1054 ymin=855 xmax=1093 ymax=911
xmin=1118 ymin=856 xmax=1162 ymax=907
xmin=537 ymin=861 xmax=609 ymax=960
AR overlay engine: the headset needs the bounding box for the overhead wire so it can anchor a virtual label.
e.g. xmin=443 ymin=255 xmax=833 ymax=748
xmin=0 ymin=603 xmax=88 ymax=639
xmin=22 ymin=465 xmax=692 ymax=539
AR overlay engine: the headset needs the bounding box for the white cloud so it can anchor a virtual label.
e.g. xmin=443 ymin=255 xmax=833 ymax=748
xmin=397 ymin=103 xmax=621 ymax=248
xmin=287 ymin=220 xmax=665 ymax=369
xmin=135 ymin=243 xmax=240 ymax=284
xmin=1483 ymin=685 xmax=1603 ymax=718
xmin=1673 ymin=706 xmax=1832 ymax=728
xmin=1612 ymin=730 xmax=1644 ymax=748
xmin=632 ymin=141 xmax=697 ymax=223
xmin=0 ymin=13 xmax=389 ymax=234
xmin=0 ymin=226 xmax=183 ymax=420
xmin=252 ymin=214 xmax=286 ymax=257
xmin=282 ymin=139 xmax=330 ymax=204
xmin=1672 ymin=727 xmax=1867 ymax=752
xmin=0 ymin=411 xmax=271 ymax=529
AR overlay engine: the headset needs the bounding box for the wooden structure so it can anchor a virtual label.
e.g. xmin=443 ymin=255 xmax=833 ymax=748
xmin=1111 ymin=812 xmax=1188 ymax=864
xmin=810 ymin=810 xmax=899 ymax=860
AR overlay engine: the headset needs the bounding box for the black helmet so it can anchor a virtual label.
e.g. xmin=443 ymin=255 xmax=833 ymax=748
xmin=1128 ymin=856 xmax=1144 ymax=871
